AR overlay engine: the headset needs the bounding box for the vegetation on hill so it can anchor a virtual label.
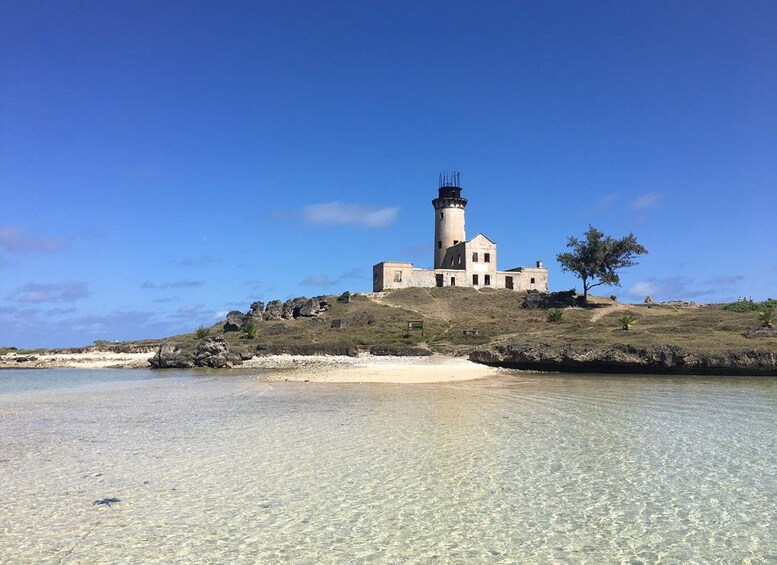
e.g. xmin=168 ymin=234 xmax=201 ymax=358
xmin=174 ymin=287 xmax=774 ymax=358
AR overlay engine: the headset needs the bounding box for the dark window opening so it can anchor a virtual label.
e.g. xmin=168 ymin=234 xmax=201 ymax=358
xmin=437 ymin=241 xmax=442 ymax=249
xmin=484 ymin=253 xmax=491 ymax=263
xmin=394 ymin=270 xmax=403 ymax=282
xmin=472 ymin=274 xmax=479 ymax=286
xmin=484 ymin=274 xmax=491 ymax=286
xmin=505 ymin=276 xmax=514 ymax=290
xmin=453 ymin=240 xmax=459 ymax=245
xmin=472 ymin=253 xmax=478 ymax=262
xmin=435 ymin=274 xmax=443 ymax=287
xmin=440 ymin=212 xmax=444 ymax=219
xmin=450 ymin=276 xmax=456 ymax=286
xmin=457 ymin=254 xmax=462 ymax=265
xmin=530 ymin=277 xmax=536 ymax=284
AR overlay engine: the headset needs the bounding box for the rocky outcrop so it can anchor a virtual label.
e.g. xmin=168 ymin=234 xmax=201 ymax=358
xmin=247 ymin=301 xmax=265 ymax=321
xmin=224 ymin=311 xmax=246 ymax=332
xmin=149 ymin=336 xmax=252 ymax=369
xmin=264 ymin=300 xmax=283 ymax=320
xmin=470 ymin=343 xmax=777 ymax=376
xmin=522 ymin=290 xmax=578 ymax=309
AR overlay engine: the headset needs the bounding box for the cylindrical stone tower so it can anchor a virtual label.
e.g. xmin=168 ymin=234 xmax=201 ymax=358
xmin=432 ymin=172 xmax=468 ymax=269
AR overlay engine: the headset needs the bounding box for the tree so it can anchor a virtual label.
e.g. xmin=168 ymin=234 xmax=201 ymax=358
xmin=556 ymin=225 xmax=647 ymax=302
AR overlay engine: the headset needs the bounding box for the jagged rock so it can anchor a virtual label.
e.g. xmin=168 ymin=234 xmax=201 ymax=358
xmin=644 ymin=296 xmax=654 ymax=304
xmin=224 ymin=311 xmax=246 ymax=332
xmin=331 ymin=319 xmax=347 ymax=329
xmin=298 ymin=298 xmax=320 ymax=317
xmin=522 ymin=289 xmax=578 ymax=309
xmin=193 ymin=336 xmax=233 ymax=368
xmin=469 ymin=343 xmax=777 ymax=376
xmin=247 ymin=301 xmax=265 ymax=321
xmin=149 ymin=336 xmax=245 ymax=369
xmin=337 ymin=291 xmax=351 ymax=303
xmin=282 ymin=297 xmax=307 ymax=319
xmin=264 ymin=300 xmax=283 ymax=320
xmin=148 ymin=344 xmax=195 ymax=368
xmin=315 ymin=296 xmax=331 ymax=312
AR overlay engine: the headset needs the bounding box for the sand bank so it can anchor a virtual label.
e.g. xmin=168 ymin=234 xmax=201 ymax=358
xmin=1 ymin=351 xmax=501 ymax=383
xmin=245 ymin=354 xmax=501 ymax=383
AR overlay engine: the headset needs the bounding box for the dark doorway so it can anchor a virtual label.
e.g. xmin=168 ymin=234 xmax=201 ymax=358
xmin=435 ymin=274 xmax=443 ymax=287
xmin=450 ymin=276 xmax=456 ymax=286
xmin=505 ymin=276 xmax=514 ymax=290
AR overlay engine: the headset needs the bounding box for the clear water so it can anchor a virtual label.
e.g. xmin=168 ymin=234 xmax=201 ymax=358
xmin=0 ymin=370 xmax=775 ymax=564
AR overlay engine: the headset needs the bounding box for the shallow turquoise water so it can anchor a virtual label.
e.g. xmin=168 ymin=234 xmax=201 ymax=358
xmin=0 ymin=370 xmax=775 ymax=563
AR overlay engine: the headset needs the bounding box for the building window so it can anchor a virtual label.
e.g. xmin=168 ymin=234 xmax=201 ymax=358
xmin=438 ymin=241 xmax=442 ymax=249
xmin=485 ymin=274 xmax=491 ymax=286
xmin=457 ymin=254 xmax=462 ymax=265
xmin=484 ymin=253 xmax=491 ymax=263
xmin=440 ymin=212 xmax=444 ymax=219
xmin=450 ymin=257 xmax=454 ymax=267
xmin=374 ymin=272 xmax=378 ymax=283
xmin=450 ymin=277 xmax=456 ymax=286
xmin=453 ymin=240 xmax=459 ymax=245
xmin=394 ymin=270 xmax=403 ymax=282
xmin=472 ymin=274 xmax=479 ymax=286
xmin=530 ymin=277 xmax=535 ymax=284
xmin=472 ymin=252 xmax=478 ymax=262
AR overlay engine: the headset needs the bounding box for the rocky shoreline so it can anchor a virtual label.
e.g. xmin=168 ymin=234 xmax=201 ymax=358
xmin=469 ymin=343 xmax=777 ymax=376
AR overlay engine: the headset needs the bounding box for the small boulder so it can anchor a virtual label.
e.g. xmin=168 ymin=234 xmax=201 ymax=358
xmin=224 ymin=311 xmax=246 ymax=332
xmin=331 ymin=319 xmax=348 ymax=329
xmin=298 ymin=298 xmax=320 ymax=317
xmin=193 ymin=336 xmax=234 ymax=368
xmin=337 ymin=291 xmax=351 ymax=303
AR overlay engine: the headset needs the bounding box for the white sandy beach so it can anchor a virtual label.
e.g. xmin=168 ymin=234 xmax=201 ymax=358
xmin=0 ymin=351 xmax=500 ymax=383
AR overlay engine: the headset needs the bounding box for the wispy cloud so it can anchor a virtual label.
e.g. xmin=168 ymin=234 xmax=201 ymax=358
xmin=152 ymin=296 xmax=179 ymax=303
xmin=586 ymin=194 xmax=620 ymax=214
xmin=9 ymin=282 xmax=90 ymax=304
xmin=141 ymin=280 xmax=204 ymax=289
xmin=172 ymin=256 xmax=216 ymax=267
xmin=169 ymin=303 xmax=208 ymax=320
xmin=631 ymin=191 xmax=663 ymax=209
xmin=704 ymin=275 xmax=744 ymax=286
xmin=0 ymin=226 xmax=69 ymax=254
xmin=302 ymin=202 xmax=399 ymax=229
xmin=625 ymin=276 xmax=720 ymax=301
xmin=300 ymin=267 xmax=363 ymax=287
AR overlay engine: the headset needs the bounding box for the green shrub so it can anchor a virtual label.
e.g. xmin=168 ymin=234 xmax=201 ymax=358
xmin=724 ymin=299 xmax=777 ymax=312
xmin=242 ymin=320 xmax=257 ymax=339
xmin=759 ymin=308 xmax=775 ymax=328
xmin=618 ymin=314 xmax=636 ymax=331
xmin=194 ymin=326 xmax=211 ymax=339
xmin=547 ymin=309 xmax=564 ymax=323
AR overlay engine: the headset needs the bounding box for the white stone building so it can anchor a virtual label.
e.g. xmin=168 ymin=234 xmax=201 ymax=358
xmin=373 ymin=173 xmax=548 ymax=292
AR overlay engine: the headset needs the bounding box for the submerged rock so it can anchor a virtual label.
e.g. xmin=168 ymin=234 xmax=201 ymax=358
xmin=149 ymin=336 xmax=249 ymax=369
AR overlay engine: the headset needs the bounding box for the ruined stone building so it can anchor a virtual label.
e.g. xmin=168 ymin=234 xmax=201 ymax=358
xmin=373 ymin=173 xmax=548 ymax=292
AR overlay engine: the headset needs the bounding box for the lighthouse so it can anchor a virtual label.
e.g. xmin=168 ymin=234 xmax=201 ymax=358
xmin=432 ymin=172 xmax=468 ymax=269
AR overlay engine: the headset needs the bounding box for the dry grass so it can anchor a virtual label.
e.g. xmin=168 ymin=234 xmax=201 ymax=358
xmin=184 ymin=287 xmax=774 ymax=355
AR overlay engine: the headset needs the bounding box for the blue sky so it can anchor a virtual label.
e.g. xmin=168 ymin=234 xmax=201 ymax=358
xmin=1 ymin=1 xmax=775 ymax=348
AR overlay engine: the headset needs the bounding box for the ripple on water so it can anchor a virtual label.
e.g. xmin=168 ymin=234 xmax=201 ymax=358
xmin=0 ymin=371 xmax=775 ymax=564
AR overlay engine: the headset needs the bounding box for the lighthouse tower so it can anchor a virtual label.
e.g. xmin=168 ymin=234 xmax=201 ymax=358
xmin=432 ymin=172 xmax=468 ymax=269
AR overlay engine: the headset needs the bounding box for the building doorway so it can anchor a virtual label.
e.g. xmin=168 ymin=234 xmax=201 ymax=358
xmin=505 ymin=276 xmax=514 ymax=290
xmin=450 ymin=276 xmax=456 ymax=286
xmin=435 ymin=274 xmax=443 ymax=287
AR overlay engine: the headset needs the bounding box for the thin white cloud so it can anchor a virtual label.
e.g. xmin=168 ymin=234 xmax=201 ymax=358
xmin=9 ymin=282 xmax=90 ymax=304
xmin=631 ymin=192 xmax=663 ymax=209
xmin=302 ymin=202 xmax=399 ymax=229
xmin=300 ymin=267 xmax=363 ymax=287
xmin=0 ymin=226 xmax=69 ymax=254
xmin=142 ymin=280 xmax=204 ymax=289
